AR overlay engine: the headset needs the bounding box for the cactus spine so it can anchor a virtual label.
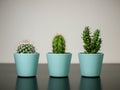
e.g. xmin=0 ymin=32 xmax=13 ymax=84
xmin=52 ymin=34 xmax=66 ymax=53
xmin=17 ymin=40 xmax=35 ymax=54
xmin=82 ymin=26 xmax=102 ymax=53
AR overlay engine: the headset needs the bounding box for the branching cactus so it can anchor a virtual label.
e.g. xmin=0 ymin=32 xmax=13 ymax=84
xmin=82 ymin=26 xmax=102 ymax=53
xmin=52 ymin=34 xmax=66 ymax=53
xmin=17 ymin=40 xmax=35 ymax=54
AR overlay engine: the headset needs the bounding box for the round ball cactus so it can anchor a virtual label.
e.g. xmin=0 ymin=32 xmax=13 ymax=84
xmin=52 ymin=34 xmax=66 ymax=53
xmin=17 ymin=40 xmax=35 ymax=54
xmin=82 ymin=26 xmax=102 ymax=53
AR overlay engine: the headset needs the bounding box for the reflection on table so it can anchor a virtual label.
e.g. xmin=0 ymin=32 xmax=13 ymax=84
xmin=16 ymin=77 xmax=38 ymax=90
xmin=48 ymin=77 xmax=70 ymax=90
xmin=80 ymin=77 xmax=101 ymax=90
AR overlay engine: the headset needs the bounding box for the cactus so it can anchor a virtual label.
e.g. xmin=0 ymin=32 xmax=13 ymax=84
xmin=17 ymin=40 xmax=35 ymax=54
xmin=82 ymin=26 xmax=102 ymax=53
xmin=52 ymin=34 xmax=66 ymax=53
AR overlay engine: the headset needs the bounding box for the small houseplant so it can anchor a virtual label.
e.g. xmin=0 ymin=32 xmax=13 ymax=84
xmin=47 ymin=34 xmax=72 ymax=77
xmin=78 ymin=26 xmax=104 ymax=77
xmin=14 ymin=40 xmax=39 ymax=77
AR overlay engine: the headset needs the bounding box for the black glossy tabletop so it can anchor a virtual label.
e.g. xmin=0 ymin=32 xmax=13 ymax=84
xmin=0 ymin=64 xmax=120 ymax=90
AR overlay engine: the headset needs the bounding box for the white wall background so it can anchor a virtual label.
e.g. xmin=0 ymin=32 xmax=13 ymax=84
xmin=0 ymin=0 xmax=120 ymax=63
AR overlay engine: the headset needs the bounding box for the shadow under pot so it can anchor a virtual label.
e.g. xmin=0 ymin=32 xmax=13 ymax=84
xmin=80 ymin=77 xmax=101 ymax=90
xmin=47 ymin=53 xmax=72 ymax=77
xmin=48 ymin=77 xmax=70 ymax=90
xmin=14 ymin=53 xmax=39 ymax=77
xmin=16 ymin=77 xmax=38 ymax=90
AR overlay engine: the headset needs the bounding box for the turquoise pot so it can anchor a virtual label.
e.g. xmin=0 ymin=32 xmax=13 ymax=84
xmin=78 ymin=53 xmax=104 ymax=77
xmin=47 ymin=53 xmax=72 ymax=77
xmin=14 ymin=53 xmax=39 ymax=77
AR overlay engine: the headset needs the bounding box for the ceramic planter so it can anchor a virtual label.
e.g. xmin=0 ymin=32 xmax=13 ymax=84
xmin=14 ymin=53 xmax=39 ymax=77
xmin=78 ymin=53 xmax=104 ymax=77
xmin=47 ymin=53 xmax=72 ymax=77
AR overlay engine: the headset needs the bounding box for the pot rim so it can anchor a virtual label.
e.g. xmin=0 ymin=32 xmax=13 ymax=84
xmin=78 ymin=52 xmax=104 ymax=55
xmin=47 ymin=52 xmax=72 ymax=55
xmin=14 ymin=52 xmax=39 ymax=55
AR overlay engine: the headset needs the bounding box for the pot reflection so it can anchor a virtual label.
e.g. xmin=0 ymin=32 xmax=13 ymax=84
xmin=16 ymin=77 xmax=38 ymax=90
xmin=80 ymin=77 xmax=101 ymax=90
xmin=48 ymin=77 xmax=70 ymax=90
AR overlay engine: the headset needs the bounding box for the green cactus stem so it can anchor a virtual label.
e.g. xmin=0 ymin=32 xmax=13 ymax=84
xmin=52 ymin=34 xmax=66 ymax=53
xmin=17 ymin=43 xmax=35 ymax=54
xmin=82 ymin=26 xmax=102 ymax=53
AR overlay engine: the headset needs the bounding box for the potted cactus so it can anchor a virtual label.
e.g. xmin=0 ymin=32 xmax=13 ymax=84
xmin=78 ymin=26 xmax=104 ymax=77
xmin=14 ymin=40 xmax=39 ymax=77
xmin=47 ymin=34 xmax=72 ymax=77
